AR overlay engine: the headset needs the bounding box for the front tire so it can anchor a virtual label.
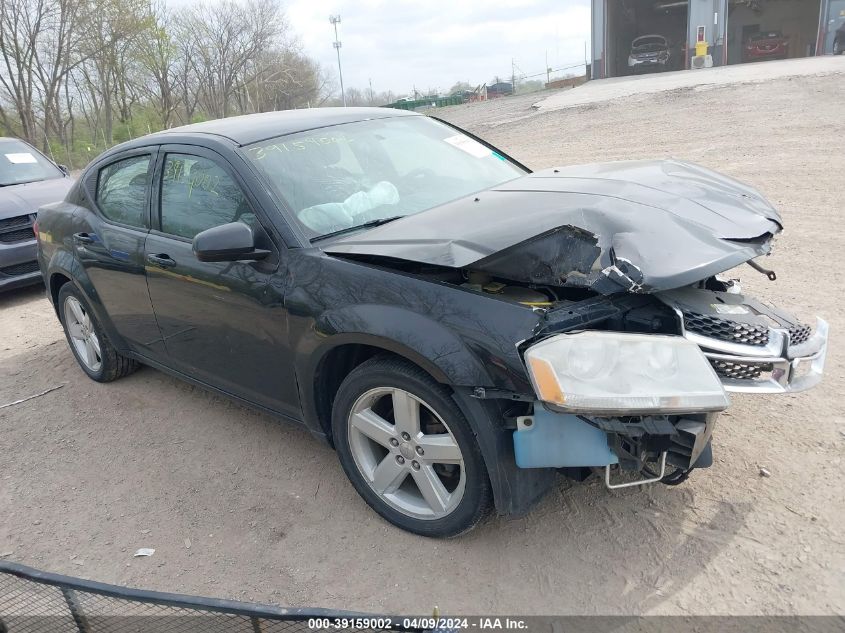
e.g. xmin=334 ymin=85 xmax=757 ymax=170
xmin=58 ymin=283 xmax=138 ymax=382
xmin=835 ymin=39 xmax=843 ymax=55
xmin=332 ymin=356 xmax=492 ymax=537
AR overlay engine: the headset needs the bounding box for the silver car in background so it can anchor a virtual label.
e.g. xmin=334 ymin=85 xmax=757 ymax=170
xmin=0 ymin=137 xmax=73 ymax=292
xmin=628 ymin=34 xmax=673 ymax=73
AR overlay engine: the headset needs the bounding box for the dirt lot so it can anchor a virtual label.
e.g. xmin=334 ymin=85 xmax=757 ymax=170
xmin=2 ymin=60 xmax=844 ymax=615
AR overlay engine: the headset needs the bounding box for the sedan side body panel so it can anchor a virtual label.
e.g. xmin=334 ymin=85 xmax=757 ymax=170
xmin=285 ymin=250 xmax=544 ymax=433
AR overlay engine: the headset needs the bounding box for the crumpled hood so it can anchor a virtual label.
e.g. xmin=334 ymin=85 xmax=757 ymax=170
xmin=324 ymin=159 xmax=783 ymax=294
xmin=0 ymin=177 xmax=73 ymax=220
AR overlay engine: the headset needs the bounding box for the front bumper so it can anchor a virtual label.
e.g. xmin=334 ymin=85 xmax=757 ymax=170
xmin=747 ymin=48 xmax=787 ymax=60
xmin=0 ymin=237 xmax=41 ymax=292
xmin=628 ymin=57 xmax=668 ymax=68
xmin=679 ymin=313 xmax=829 ymax=394
xmin=513 ymin=405 xmax=716 ymax=473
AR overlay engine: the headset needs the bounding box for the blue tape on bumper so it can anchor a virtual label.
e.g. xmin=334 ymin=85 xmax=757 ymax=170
xmin=513 ymin=405 xmax=619 ymax=468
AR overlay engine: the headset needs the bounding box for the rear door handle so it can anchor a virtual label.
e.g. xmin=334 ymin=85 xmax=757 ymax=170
xmin=146 ymin=253 xmax=177 ymax=268
xmin=73 ymin=232 xmax=96 ymax=245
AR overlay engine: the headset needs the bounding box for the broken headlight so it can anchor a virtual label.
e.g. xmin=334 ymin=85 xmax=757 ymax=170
xmin=524 ymin=331 xmax=730 ymax=415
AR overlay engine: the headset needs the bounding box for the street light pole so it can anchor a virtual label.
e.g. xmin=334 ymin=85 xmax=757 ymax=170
xmin=329 ymin=15 xmax=346 ymax=107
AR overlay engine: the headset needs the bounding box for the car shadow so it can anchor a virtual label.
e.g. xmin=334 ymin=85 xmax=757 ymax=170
xmin=465 ymin=475 xmax=753 ymax=612
xmin=0 ymin=283 xmax=46 ymax=309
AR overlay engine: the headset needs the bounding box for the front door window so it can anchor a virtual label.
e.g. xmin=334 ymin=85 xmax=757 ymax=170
xmin=160 ymin=153 xmax=255 ymax=239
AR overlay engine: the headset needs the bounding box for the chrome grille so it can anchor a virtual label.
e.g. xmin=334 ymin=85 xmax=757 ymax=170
xmin=789 ymin=323 xmax=812 ymax=346
xmin=684 ymin=311 xmax=770 ymax=346
xmin=711 ymin=359 xmax=773 ymax=380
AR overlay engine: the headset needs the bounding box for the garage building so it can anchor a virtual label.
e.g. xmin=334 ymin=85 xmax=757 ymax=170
xmin=591 ymin=0 xmax=845 ymax=78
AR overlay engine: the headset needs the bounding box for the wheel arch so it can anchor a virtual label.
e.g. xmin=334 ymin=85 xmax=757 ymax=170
xmin=48 ymin=270 xmax=73 ymax=318
xmin=308 ymin=336 xmax=453 ymax=445
xmin=44 ymin=252 xmax=128 ymax=353
xmin=298 ymin=304 xmax=501 ymax=442
xmin=305 ymin=337 xmax=556 ymax=518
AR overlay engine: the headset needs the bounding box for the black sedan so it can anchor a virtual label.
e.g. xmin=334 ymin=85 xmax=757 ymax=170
xmin=36 ymin=108 xmax=826 ymax=536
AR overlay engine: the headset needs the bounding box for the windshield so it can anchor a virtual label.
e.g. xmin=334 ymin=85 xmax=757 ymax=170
xmin=632 ymin=36 xmax=667 ymax=50
xmin=750 ymin=32 xmax=784 ymax=41
xmin=242 ymin=116 xmax=526 ymax=239
xmin=0 ymin=139 xmax=63 ymax=186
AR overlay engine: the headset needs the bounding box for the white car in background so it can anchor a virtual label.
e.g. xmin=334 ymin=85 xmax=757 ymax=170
xmin=628 ymin=34 xmax=673 ymax=73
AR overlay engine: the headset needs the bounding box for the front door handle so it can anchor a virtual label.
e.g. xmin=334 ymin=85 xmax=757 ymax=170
xmin=146 ymin=253 xmax=177 ymax=268
xmin=73 ymin=232 xmax=96 ymax=245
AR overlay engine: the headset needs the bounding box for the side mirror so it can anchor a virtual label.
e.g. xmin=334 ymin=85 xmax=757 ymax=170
xmin=192 ymin=222 xmax=270 ymax=263
xmin=58 ymin=164 xmax=70 ymax=176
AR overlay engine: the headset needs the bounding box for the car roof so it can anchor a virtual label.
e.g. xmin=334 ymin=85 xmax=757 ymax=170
xmin=151 ymin=107 xmax=419 ymax=146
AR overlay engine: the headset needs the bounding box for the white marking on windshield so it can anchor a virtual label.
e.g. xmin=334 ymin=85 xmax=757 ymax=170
xmin=443 ymin=134 xmax=491 ymax=159
xmin=5 ymin=152 xmax=38 ymax=164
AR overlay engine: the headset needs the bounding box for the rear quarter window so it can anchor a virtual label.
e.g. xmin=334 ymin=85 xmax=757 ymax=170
xmin=95 ymin=155 xmax=151 ymax=228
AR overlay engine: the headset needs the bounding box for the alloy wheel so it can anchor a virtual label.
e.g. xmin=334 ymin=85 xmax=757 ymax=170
xmin=64 ymin=296 xmax=103 ymax=372
xmin=347 ymin=387 xmax=466 ymax=520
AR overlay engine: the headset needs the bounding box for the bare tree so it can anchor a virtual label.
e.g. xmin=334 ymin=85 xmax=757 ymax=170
xmin=32 ymin=0 xmax=98 ymax=148
xmin=0 ymin=0 xmax=326 ymax=159
xmin=178 ymin=0 xmax=287 ymax=118
xmin=76 ymin=0 xmax=153 ymax=143
xmin=0 ymin=0 xmax=49 ymax=141
xmin=237 ymin=47 xmax=324 ymax=112
xmin=136 ymin=3 xmax=179 ymax=127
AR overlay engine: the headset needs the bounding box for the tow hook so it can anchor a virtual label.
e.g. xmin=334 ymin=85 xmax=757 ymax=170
xmin=603 ymin=452 xmax=667 ymax=489
xmin=748 ymin=259 xmax=777 ymax=281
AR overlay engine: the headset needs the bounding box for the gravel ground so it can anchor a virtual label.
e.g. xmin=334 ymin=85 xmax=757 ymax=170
xmin=1 ymin=60 xmax=844 ymax=616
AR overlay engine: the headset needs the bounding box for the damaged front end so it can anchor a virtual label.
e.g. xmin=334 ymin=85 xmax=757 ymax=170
xmin=660 ymin=284 xmax=828 ymax=394
xmin=514 ymin=276 xmax=828 ymax=489
xmin=512 ymin=409 xmax=717 ymax=488
xmin=516 ymin=328 xmax=729 ymax=487
xmin=324 ymin=159 xmax=827 ymax=490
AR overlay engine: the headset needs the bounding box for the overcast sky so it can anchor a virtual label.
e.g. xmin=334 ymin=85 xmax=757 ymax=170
xmin=285 ymin=0 xmax=591 ymax=96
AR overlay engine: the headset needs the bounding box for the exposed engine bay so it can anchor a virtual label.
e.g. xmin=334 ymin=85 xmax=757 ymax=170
xmin=339 ymin=247 xmax=826 ymax=393
xmin=335 ymin=254 xmax=827 ymax=488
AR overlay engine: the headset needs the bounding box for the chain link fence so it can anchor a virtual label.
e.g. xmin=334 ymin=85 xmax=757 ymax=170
xmin=0 ymin=561 xmax=418 ymax=633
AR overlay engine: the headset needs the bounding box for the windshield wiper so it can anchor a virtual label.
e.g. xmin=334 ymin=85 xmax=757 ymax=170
xmin=311 ymin=216 xmax=404 ymax=243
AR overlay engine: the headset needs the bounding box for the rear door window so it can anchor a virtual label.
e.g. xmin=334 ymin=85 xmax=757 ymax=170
xmin=95 ymin=155 xmax=152 ymax=228
xmin=159 ymin=153 xmax=255 ymax=239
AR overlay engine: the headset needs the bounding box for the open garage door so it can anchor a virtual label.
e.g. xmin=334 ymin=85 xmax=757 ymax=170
xmin=605 ymin=0 xmax=689 ymax=77
xmin=727 ymin=0 xmax=824 ymax=64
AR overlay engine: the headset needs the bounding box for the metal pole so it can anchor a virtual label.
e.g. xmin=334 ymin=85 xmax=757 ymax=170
xmin=511 ymin=58 xmax=516 ymax=95
xmin=546 ymin=50 xmax=550 ymax=85
xmin=330 ymin=15 xmax=346 ymax=107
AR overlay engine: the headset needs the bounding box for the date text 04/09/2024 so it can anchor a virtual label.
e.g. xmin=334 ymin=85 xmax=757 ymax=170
xmin=306 ymin=618 xmax=528 ymax=630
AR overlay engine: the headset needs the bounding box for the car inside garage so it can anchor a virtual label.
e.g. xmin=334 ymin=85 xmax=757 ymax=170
xmin=727 ymin=0 xmax=824 ymax=64
xmin=593 ymin=0 xmax=833 ymax=79
xmin=605 ymin=0 xmax=689 ymax=76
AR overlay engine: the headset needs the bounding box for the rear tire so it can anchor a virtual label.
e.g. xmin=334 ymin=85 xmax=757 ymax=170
xmin=331 ymin=356 xmax=492 ymax=537
xmin=58 ymin=283 xmax=139 ymax=383
xmin=835 ymin=39 xmax=843 ymax=55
